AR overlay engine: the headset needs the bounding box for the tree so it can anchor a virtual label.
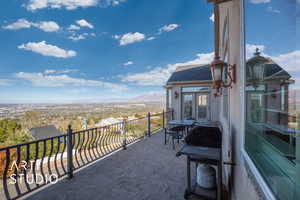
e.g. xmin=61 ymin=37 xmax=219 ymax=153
xmin=0 ymin=127 xmax=8 ymax=143
xmin=23 ymin=111 xmax=42 ymax=129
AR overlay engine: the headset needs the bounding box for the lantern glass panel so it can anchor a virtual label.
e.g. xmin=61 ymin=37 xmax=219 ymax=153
xmin=252 ymin=62 xmax=264 ymax=81
xmin=212 ymin=65 xmax=223 ymax=81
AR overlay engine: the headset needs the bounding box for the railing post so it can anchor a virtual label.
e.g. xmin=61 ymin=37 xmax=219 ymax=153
xmin=162 ymin=110 xmax=165 ymax=129
xmin=147 ymin=112 xmax=151 ymax=137
xmin=67 ymin=125 xmax=73 ymax=179
xmin=122 ymin=120 xmax=127 ymax=150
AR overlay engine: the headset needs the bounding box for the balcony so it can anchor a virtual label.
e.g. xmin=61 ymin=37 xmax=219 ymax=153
xmin=1 ymin=111 xmax=202 ymax=200
xmin=26 ymin=130 xmax=188 ymax=200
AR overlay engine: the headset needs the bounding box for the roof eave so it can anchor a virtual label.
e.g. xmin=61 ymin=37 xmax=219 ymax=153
xmin=166 ymin=80 xmax=213 ymax=86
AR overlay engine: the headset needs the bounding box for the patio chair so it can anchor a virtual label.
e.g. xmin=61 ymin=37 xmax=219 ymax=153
xmin=164 ymin=125 xmax=186 ymax=149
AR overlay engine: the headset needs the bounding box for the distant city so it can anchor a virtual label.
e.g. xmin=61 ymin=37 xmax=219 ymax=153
xmin=0 ymin=102 xmax=164 ymax=120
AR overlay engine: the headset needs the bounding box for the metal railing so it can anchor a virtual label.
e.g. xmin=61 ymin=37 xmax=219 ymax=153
xmin=0 ymin=110 xmax=173 ymax=200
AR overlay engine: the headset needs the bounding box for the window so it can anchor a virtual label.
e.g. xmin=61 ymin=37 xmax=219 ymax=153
xmin=182 ymin=94 xmax=193 ymax=119
xmin=197 ymin=94 xmax=208 ymax=120
xmin=245 ymin=0 xmax=299 ymax=199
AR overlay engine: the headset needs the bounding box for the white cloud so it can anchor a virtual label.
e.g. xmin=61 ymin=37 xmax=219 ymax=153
xmin=2 ymin=19 xmax=32 ymax=30
xmin=44 ymin=69 xmax=79 ymax=74
xmin=267 ymin=6 xmax=280 ymax=13
xmin=68 ymin=33 xmax=95 ymax=41
xmin=18 ymin=41 xmax=76 ymax=58
xmin=271 ymin=50 xmax=300 ymax=73
xmin=15 ymin=71 xmax=127 ymax=90
xmin=25 ymin=0 xmax=98 ymax=11
xmin=69 ymin=34 xmax=86 ymax=41
xmin=0 ymin=79 xmax=13 ymax=86
xmin=76 ymin=19 xmax=94 ymax=29
xmin=250 ymin=0 xmax=271 ymax=4
xmin=124 ymin=61 xmax=134 ymax=66
xmin=67 ymin=24 xmax=80 ymax=30
xmin=2 ymin=19 xmax=60 ymax=32
xmin=121 ymin=52 xmax=214 ymax=86
xmin=115 ymin=32 xmax=146 ymax=46
xmin=147 ymin=36 xmax=155 ymax=41
xmin=25 ymin=0 xmax=127 ymax=11
xmin=209 ymin=13 xmax=215 ymax=22
xmin=269 ymin=51 xmax=300 ymax=89
xmin=44 ymin=69 xmax=56 ymax=74
xmin=99 ymin=0 xmax=127 ymax=7
xmin=245 ymin=44 xmax=265 ymax=59
xmin=159 ymin=24 xmax=179 ymax=34
xmin=34 ymin=21 xmax=60 ymax=32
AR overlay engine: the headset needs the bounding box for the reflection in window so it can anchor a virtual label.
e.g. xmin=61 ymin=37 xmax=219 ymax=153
xmin=245 ymin=0 xmax=299 ymax=199
xmin=248 ymin=93 xmax=264 ymax=123
xmin=198 ymin=95 xmax=208 ymax=120
xmin=183 ymin=94 xmax=193 ymax=119
xmin=281 ymin=85 xmax=286 ymax=111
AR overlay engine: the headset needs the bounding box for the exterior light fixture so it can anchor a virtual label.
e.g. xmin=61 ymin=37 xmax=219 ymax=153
xmin=210 ymin=56 xmax=236 ymax=96
xmin=174 ymin=91 xmax=179 ymax=99
xmin=247 ymin=48 xmax=265 ymax=89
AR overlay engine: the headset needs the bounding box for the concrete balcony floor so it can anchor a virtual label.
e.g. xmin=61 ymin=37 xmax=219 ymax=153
xmin=27 ymin=130 xmax=192 ymax=200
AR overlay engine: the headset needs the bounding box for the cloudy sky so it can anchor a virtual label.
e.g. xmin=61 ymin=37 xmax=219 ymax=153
xmin=245 ymin=0 xmax=299 ymax=91
xmin=0 ymin=0 xmax=298 ymax=103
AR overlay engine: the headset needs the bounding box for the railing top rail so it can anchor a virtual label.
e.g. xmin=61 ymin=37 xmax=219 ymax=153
xmin=0 ymin=110 xmax=170 ymax=151
xmin=126 ymin=116 xmax=148 ymax=122
xmin=150 ymin=113 xmax=164 ymax=117
xmin=0 ymin=134 xmax=67 ymax=151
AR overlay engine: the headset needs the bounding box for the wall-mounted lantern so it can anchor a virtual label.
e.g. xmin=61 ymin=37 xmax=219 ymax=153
xmin=174 ymin=91 xmax=179 ymax=99
xmin=247 ymin=48 xmax=265 ymax=89
xmin=210 ymin=56 xmax=236 ymax=96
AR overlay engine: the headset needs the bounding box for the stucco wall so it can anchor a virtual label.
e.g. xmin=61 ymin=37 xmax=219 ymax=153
xmin=169 ymin=85 xmax=181 ymax=120
xmin=218 ymin=0 xmax=262 ymax=199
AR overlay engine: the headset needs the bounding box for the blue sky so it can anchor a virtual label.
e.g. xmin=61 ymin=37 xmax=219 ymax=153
xmin=0 ymin=0 xmax=298 ymax=103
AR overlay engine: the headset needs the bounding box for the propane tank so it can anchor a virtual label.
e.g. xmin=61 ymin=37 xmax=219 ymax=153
xmin=196 ymin=164 xmax=216 ymax=189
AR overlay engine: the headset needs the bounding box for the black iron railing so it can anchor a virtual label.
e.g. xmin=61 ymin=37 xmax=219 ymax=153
xmin=0 ymin=110 xmax=173 ymax=200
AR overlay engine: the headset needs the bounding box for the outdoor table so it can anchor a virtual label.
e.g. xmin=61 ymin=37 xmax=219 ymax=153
xmin=168 ymin=120 xmax=196 ymax=135
xmin=176 ymin=144 xmax=222 ymax=200
xmin=193 ymin=121 xmax=219 ymax=128
xmin=168 ymin=120 xmax=196 ymax=127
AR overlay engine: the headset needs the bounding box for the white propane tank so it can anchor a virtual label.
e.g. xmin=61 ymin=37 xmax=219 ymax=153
xmin=196 ymin=164 xmax=216 ymax=189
